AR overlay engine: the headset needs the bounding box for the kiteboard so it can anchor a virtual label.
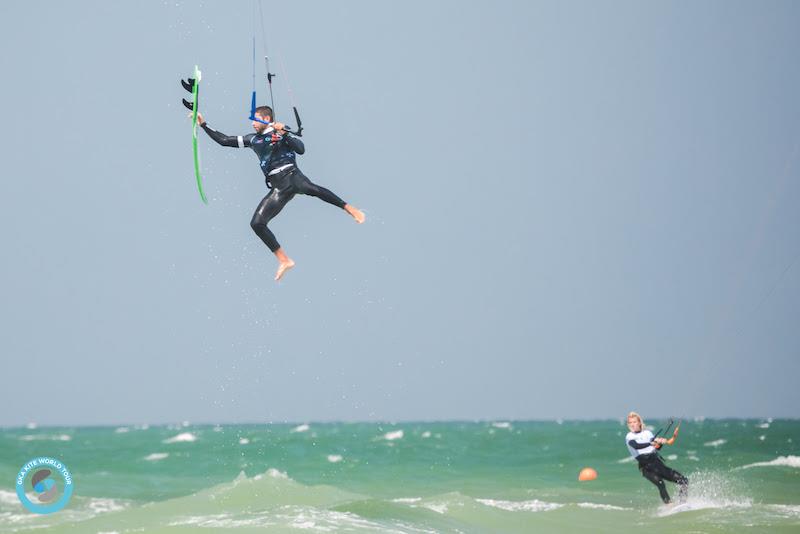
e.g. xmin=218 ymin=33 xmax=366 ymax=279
xmin=657 ymin=501 xmax=705 ymax=517
xmin=181 ymin=65 xmax=207 ymax=204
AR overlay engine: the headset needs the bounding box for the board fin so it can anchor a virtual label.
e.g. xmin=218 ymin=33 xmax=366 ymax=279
xmin=182 ymin=98 xmax=194 ymax=111
xmin=181 ymin=78 xmax=195 ymax=92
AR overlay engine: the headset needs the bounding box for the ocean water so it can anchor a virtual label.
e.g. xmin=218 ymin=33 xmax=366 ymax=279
xmin=1 ymin=420 xmax=798 ymax=533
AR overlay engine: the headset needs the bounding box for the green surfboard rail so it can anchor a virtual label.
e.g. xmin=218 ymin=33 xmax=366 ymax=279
xmin=191 ymin=65 xmax=207 ymax=204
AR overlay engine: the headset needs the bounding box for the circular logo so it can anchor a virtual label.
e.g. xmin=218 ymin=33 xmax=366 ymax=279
xmin=16 ymin=457 xmax=74 ymax=514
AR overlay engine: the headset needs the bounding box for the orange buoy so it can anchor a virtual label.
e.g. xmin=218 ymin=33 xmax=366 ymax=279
xmin=578 ymin=467 xmax=598 ymax=481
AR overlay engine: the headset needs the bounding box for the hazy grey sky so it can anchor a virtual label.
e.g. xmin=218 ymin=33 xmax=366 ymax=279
xmin=1 ymin=1 xmax=798 ymax=426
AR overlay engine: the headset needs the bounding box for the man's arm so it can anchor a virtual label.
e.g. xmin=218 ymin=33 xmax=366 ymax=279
xmin=195 ymin=112 xmax=251 ymax=148
xmin=282 ymin=133 xmax=305 ymax=155
xmin=271 ymin=123 xmax=305 ymax=155
xmin=201 ymin=123 xmax=252 ymax=148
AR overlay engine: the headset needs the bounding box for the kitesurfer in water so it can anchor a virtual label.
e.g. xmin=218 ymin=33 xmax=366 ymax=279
xmin=193 ymin=107 xmax=364 ymax=280
xmin=625 ymin=411 xmax=688 ymax=504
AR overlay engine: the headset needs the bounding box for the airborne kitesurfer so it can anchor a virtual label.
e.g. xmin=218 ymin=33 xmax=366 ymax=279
xmin=194 ymin=107 xmax=364 ymax=281
xmin=625 ymin=411 xmax=688 ymax=504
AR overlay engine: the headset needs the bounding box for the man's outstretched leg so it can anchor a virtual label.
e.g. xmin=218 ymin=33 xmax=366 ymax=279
xmin=274 ymin=248 xmax=295 ymax=281
xmin=294 ymin=170 xmax=366 ymax=223
xmin=344 ymin=204 xmax=366 ymax=223
xmin=251 ymin=188 xmax=296 ymax=281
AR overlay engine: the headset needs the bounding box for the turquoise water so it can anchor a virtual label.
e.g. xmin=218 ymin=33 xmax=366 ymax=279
xmin=1 ymin=420 xmax=799 ymax=533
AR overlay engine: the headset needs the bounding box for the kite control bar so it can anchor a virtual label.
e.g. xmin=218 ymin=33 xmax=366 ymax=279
xmin=653 ymin=418 xmax=681 ymax=449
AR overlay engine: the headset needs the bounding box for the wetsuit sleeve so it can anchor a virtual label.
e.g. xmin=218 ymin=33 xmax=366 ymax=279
xmin=201 ymin=123 xmax=252 ymax=148
xmin=283 ymin=133 xmax=305 ymax=155
xmin=628 ymin=439 xmax=653 ymax=450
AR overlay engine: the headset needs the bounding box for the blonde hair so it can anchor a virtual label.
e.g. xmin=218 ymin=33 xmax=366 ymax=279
xmin=627 ymin=411 xmax=644 ymax=426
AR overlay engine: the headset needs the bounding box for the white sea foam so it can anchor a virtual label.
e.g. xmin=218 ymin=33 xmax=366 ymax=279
xmin=163 ymin=432 xmax=197 ymax=444
xmin=327 ymin=454 xmax=343 ymax=463
xmin=656 ymin=498 xmax=751 ymax=517
xmin=383 ymin=430 xmax=404 ymax=441
xmin=737 ymin=455 xmax=800 ymax=470
xmin=291 ymin=424 xmax=310 ymax=433
xmin=656 ymin=502 xmax=705 ymax=516
xmin=267 ymin=468 xmax=289 ymax=479
xmin=491 ymin=422 xmax=512 ymax=429
xmin=421 ymin=431 xmax=432 ymax=438
xmin=392 ymin=497 xmax=422 ymax=504
xmin=767 ymin=504 xmax=800 ymax=518
xmin=19 ymin=433 xmax=72 ymax=441
xmin=756 ymin=422 xmax=770 ymax=429
xmin=85 ymin=497 xmax=128 ymax=514
xmin=656 ymin=471 xmax=751 ymax=517
xmin=423 ymin=503 xmax=448 ymax=514
xmin=0 ymin=492 xmax=126 ymax=526
xmin=617 ymin=456 xmax=635 ymax=464
xmin=576 ymin=502 xmax=630 ymax=511
xmin=248 ymin=469 xmax=291 ymax=482
xmin=274 ymin=506 xmax=417 ymax=533
xmin=0 ymin=490 xmax=20 ymax=506
xmin=666 ymin=454 xmax=678 ymax=461
xmin=144 ymin=453 xmax=169 ymax=461
xmin=25 ymin=422 xmax=37 ymax=430
xmin=169 ymin=513 xmax=271 ymax=529
xmin=239 ymin=438 xmax=250 ymax=445
xmin=390 ymin=497 xmax=448 ymax=516
xmin=759 ymin=435 xmax=766 ymax=441
xmin=114 ymin=427 xmax=129 ymax=433
xmin=704 ymin=438 xmax=726 ymax=447
xmin=0 ymin=512 xmax=35 ymax=525
xmin=477 ymin=498 xmax=562 ymax=512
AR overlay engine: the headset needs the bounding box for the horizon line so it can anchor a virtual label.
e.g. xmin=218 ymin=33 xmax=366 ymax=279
xmin=2 ymin=415 xmax=792 ymax=430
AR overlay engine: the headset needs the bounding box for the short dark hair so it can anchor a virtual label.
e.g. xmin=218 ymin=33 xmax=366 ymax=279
xmin=254 ymin=106 xmax=273 ymax=121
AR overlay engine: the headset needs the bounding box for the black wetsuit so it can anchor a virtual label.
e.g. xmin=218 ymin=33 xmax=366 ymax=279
xmin=201 ymin=123 xmax=347 ymax=252
xmin=628 ymin=438 xmax=689 ymax=503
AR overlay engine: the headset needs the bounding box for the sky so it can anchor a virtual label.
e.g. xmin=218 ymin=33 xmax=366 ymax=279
xmin=1 ymin=0 xmax=798 ymax=426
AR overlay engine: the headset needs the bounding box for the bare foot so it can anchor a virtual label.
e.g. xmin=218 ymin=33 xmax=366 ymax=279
xmin=275 ymin=259 xmax=295 ymax=281
xmin=344 ymin=204 xmax=365 ymax=224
